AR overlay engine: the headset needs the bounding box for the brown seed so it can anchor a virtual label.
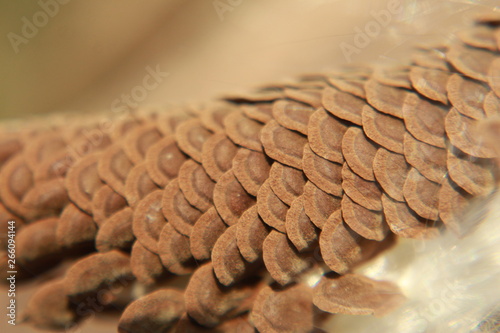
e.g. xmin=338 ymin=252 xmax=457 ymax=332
xmin=447 ymin=148 xmax=495 ymax=196
xmin=232 ymin=148 xmax=272 ymax=196
xmin=17 ymin=217 xmax=62 ymax=272
xmin=373 ymin=65 xmax=412 ymax=89
xmin=96 ymin=207 xmax=135 ymax=252
xmin=342 ymin=163 xmax=382 ymax=211
xmin=134 ymin=190 xmax=167 ymax=253
xmin=402 ymin=93 xmax=448 ymax=148
xmin=447 ymin=42 xmax=496 ymax=82
xmin=21 ymin=178 xmax=69 ymax=218
xmin=382 ymin=194 xmax=439 ymax=239
xmin=212 ymin=225 xmax=251 ymax=286
xmin=327 ymin=77 xmax=366 ymax=99
xmin=201 ymin=133 xmax=237 ymax=182
xmin=184 ymin=262 xmax=258 ymax=328
xmin=190 ymin=207 xmax=227 ymax=261
xmin=365 ymin=78 xmax=410 ymax=118
xmin=483 ymin=91 xmax=500 ymax=118
xmin=91 ymin=185 xmax=127 ymax=227
xmin=158 ymin=223 xmax=194 ymax=275
xmin=97 ymin=144 xmax=134 ymax=196
xmin=257 ymin=180 xmax=289 ymax=233
xmin=313 ymin=273 xmax=404 ymax=316
xmin=362 ymin=105 xmax=405 ymax=154
xmin=224 ymin=111 xmax=264 ymax=152
xmin=23 ymin=132 xmax=66 ymax=171
xmin=65 ymin=152 xmax=103 ymax=214
xmin=342 ymin=127 xmax=378 ymax=181
xmin=175 ymin=118 xmax=213 ymax=162
xmin=320 ymin=210 xmax=383 ymax=273
xmin=178 ymin=160 xmax=215 ymax=212
xmin=145 ymin=136 xmax=188 ymax=187
xmin=272 ymin=99 xmax=314 ymax=135
xmin=262 ymin=230 xmax=312 ymax=286
xmin=213 ymin=170 xmax=256 ymax=226
xmin=33 ymin=150 xmax=73 ymax=182
xmin=0 ymin=155 xmax=34 ymax=218
xmin=56 ymin=203 xmax=96 ymax=250
xmin=403 ymin=168 xmax=441 ymax=221
xmin=268 ymin=162 xmax=306 ymax=205
xmin=157 ymin=112 xmax=192 ymax=136
xmin=236 ymin=205 xmax=270 ymax=263
xmin=260 ymin=120 xmax=307 ymax=169
xmin=251 ymin=283 xmax=313 ymax=333
xmin=123 ymin=163 xmax=159 ymax=208
xmin=130 ymin=241 xmax=166 ymax=286
xmin=445 ymin=108 xmax=496 ymax=158
xmin=403 ymin=132 xmax=448 ymax=184
xmin=307 ymin=111 xmax=346 ymax=166
xmin=447 ymin=73 xmax=489 ymax=120
xmin=409 ymin=66 xmax=449 ymax=104
xmin=303 ymin=181 xmax=341 ymax=229
xmin=199 ymin=103 xmax=235 ymax=133
xmin=162 ymin=180 xmax=201 ymax=236
xmin=118 ymin=289 xmax=185 ymax=333
xmin=322 ymin=87 xmax=363 ymax=126
xmin=302 ymin=144 xmax=343 ymax=197
xmin=64 ymin=250 xmax=133 ymax=303
xmin=122 ymin=124 xmax=162 ymax=164
xmin=285 ymin=196 xmax=319 ymax=252
xmin=23 ymin=280 xmax=77 ymax=330
xmin=284 ymin=87 xmax=323 ymax=108
xmin=241 ymin=103 xmax=274 ymax=123
xmin=341 ymin=195 xmax=388 ymax=241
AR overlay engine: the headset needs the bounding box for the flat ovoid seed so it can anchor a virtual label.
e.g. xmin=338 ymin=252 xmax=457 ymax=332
xmin=118 ymin=289 xmax=185 ymax=333
xmin=402 ymin=93 xmax=448 ymax=148
xmin=23 ymin=280 xmax=77 ymax=330
xmin=320 ymin=211 xmax=382 ymax=274
xmin=268 ymin=162 xmax=307 ymax=206
xmin=190 ymin=207 xmax=228 ymax=261
xmin=313 ymin=273 xmax=405 ymax=316
xmin=184 ymin=263 xmax=259 ymax=328
xmin=307 ymin=108 xmax=348 ymax=163
xmin=236 ymin=205 xmax=270 ymax=263
xmin=262 ymin=231 xmax=312 ymax=286
xmin=213 ymin=170 xmax=256 ymax=226
xmin=96 ymin=207 xmax=135 ymax=252
xmin=250 ymin=283 xmax=314 ymax=333
xmin=157 ymin=223 xmax=194 ymax=275
xmin=130 ymin=241 xmax=166 ymax=286
xmin=134 ymin=190 xmax=167 ymax=253
xmin=260 ymin=120 xmax=307 ymax=169
xmin=341 ymin=126 xmax=377 ymax=181
xmin=64 ymin=250 xmax=134 ymax=303
xmin=302 ymin=144 xmax=343 ymax=197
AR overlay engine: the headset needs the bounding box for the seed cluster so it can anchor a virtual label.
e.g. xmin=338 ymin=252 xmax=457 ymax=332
xmin=1 ymin=14 xmax=499 ymax=333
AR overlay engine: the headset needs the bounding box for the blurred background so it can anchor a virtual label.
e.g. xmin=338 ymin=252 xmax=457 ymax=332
xmin=0 ymin=0 xmax=499 ymax=332
xmin=1 ymin=0 xmax=496 ymax=121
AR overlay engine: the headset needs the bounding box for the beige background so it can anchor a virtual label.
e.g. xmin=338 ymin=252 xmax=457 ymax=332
xmin=0 ymin=0 xmax=498 ymax=332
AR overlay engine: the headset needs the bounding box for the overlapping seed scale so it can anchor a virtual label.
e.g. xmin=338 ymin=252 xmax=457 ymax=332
xmin=3 ymin=19 xmax=500 ymax=332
